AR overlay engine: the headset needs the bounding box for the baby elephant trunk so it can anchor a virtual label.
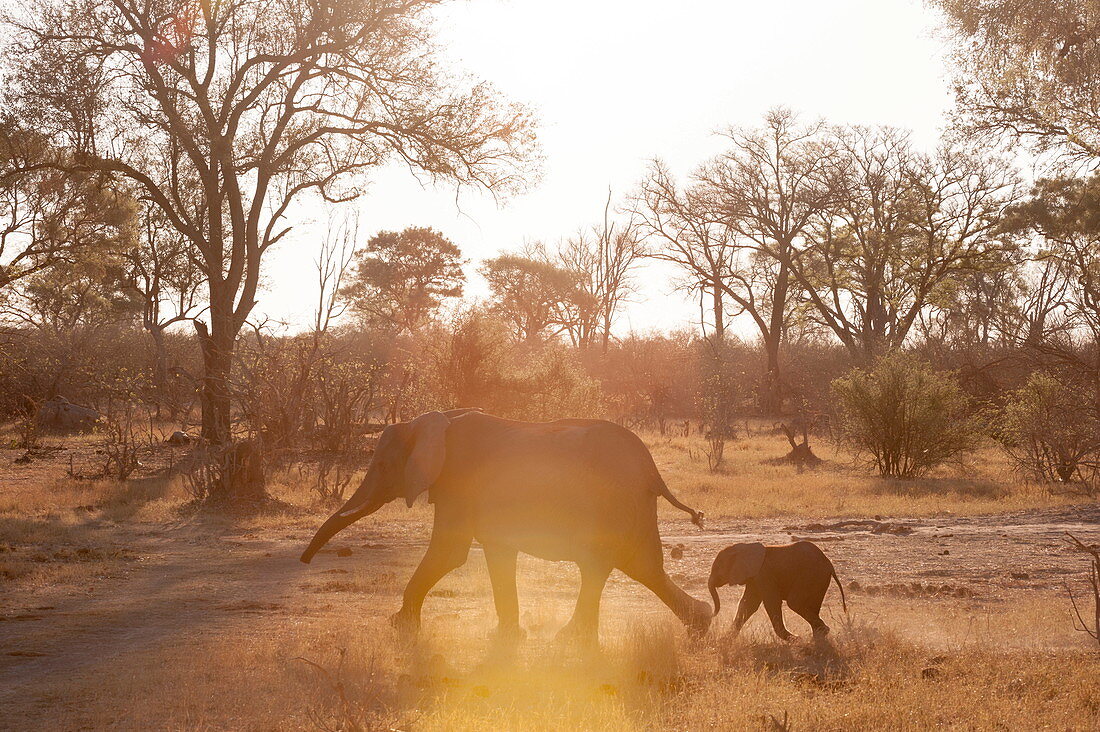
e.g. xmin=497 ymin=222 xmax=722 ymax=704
xmin=708 ymin=574 xmax=721 ymax=615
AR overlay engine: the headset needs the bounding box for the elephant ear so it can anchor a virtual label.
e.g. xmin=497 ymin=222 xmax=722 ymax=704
xmin=403 ymin=411 xmax=451 ymax=507
xmin=727 ymin=543 xmax=767 ymax=585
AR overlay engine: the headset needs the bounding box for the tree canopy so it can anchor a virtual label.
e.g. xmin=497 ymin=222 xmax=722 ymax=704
xmin=341 ymin=226 xmax=466 ymax=332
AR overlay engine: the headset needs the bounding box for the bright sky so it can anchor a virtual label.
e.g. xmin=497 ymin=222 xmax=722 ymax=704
xmin=262 ymin=0 xmax=953 ymax=335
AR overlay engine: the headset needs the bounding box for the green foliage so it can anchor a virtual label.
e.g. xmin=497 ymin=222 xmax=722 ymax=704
xmin=340 ymin=227 xmax=466 ymax=333
xmin=934 ymin=0 xmax=1100 ymax=162
xmin=1 ymin=116 xmax=135 ymax=292
xmin=479 ymin=254 xmax=585 ymax=342
xmin=832 ymin=354 xmax=982 ymax=478
xmin=997 ymin=373 xmax=1100 ymax=492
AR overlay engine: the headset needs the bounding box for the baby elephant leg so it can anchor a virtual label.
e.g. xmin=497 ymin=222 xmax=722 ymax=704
xmin=788 ymin=597 xmax=830 ymax=638
xmin=732 ymin=585 xmax=762 ymax=635
xmin=762 ymin=593 xmax=795 ymax=641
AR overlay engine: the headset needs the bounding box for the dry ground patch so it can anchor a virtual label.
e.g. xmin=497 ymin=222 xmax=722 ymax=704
xmin=1 ymin=426 xmax=1098 ymax=729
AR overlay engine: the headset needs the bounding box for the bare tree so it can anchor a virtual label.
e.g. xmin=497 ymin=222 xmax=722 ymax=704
xmin=1016 ymin=258 xmax=1074 ymax=348
xmin=557 ymin=190 xmax=644 ymax=352
xmin=1065 ymin=532 xmax=1100 ymax=648
xmin=632 ymin=159 xmax=734 ymax=341
xmin=791 ymin=127 xmax=1019 ymax=360
xmin=634 ymin=110 xmax=830 ymax=414
xmin=119 ymin=200 xmax=204 ymax=414
xmin=698 ymin=108 xmax=832 ymax=411
xmin=8 ymin=0 xmax=537 ymax=479
xmin=315 ymin=213 xmax=358 ymax=337
xmin=236 ymin=213 xmax=362 ymax=450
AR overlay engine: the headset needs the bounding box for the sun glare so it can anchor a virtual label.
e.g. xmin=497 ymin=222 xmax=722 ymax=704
xmin=1 ymin=0 xmax=1099 ymax=729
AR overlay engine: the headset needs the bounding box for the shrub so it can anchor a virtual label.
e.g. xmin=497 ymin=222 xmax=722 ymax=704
xmin=697 ymin=338 xmax=751 ymax=472
xmin=235 ymin=332 xmax=384 ymax=448
xmin=997 ymin=372 xmax=1100 ymax=495
xmin=428 ymin=311 xmax=602 ymax=421
xmin=832 ymin=354 xmax=982 ymax=478
xmin=593 ymin=331 xmax=700 ymax=431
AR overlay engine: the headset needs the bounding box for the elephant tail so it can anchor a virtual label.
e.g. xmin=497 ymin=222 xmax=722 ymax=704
xmin=830 ymin=563 xmax=848 ymax=614
xmin=656 ymin=479 xmax=705 ymax=528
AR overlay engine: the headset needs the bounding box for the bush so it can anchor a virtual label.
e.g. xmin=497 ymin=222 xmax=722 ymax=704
xmin=997 ymin=372 xmax=1100 ymax=494
xmin=427 ymin=311 xmax=602 ymax=421
xmin=697 ymin=338 xmax=751 ymax=471
xmin=832 ymin=354 xmax=982 ymax=478
xmin=234 ymin=332 xmax=385 ymax=448
xmin=592 ymin=331 xmax=699 ymax=431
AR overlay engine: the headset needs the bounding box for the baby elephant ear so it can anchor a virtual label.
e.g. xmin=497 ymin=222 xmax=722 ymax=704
xmin=403 ymin=411 xmax=451 ymax=507
xmin=727 ymin=542 xmax=767 ymax=585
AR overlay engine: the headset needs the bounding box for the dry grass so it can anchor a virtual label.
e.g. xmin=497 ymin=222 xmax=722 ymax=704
xmin=1 ymin=424 xmax=1098 ymax=730
xmin=21 ymin=612 xmax=1098 ymax=730
xmin=0 ymin=419 xmax=1084 ymax=528
xmin=648 ymin=424 xmax=1078 ymax=521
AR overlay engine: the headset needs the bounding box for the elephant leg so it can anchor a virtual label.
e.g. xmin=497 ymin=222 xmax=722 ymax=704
xmin=621 ymin=548 xmax=711 ymax=635
xmin=731 ymin=584 xmax=762 ymax=635
xmin=393 ymin=531 xmax=472 ymax=630
xmin=788 ymin=594 xmax=829 ymax=638
xmin=761 ymin=592 xmax=794 ymax=641
xmin=482 ymin=543 xmax=523 ymax=638
xmin=557 ymin=561 xmax=611 ymax=644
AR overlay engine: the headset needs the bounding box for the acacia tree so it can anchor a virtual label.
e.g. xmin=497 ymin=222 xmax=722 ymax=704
xmin=340 ymin=226 xmax=465 ymax=333
xmin=480 ymin=252 xmax=582 ymax=343
xmin=8 ymin=0 xmax=535 ymax=460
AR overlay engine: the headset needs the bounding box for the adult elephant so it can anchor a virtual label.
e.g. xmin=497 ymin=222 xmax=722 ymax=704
xmin=301 ymin=409 xmax=711 ymax=641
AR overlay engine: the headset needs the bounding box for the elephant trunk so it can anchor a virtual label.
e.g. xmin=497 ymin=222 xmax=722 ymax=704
xmin=709 ymin=574 xmax=721 ymax=616
xmin=300 ymin=483 xmax=384 ymax=563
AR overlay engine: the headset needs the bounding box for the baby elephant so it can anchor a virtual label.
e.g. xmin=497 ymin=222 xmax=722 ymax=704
xmin=708 ymin=541 xmax=846 ymax=640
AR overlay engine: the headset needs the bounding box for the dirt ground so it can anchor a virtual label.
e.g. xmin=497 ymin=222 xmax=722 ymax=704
xmin=2 ymin=433 xmax=1099 ymax=730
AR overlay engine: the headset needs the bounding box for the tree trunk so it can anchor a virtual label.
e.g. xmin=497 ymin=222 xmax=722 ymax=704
xmin=711 ymin=281 xmax=725 ymax=341
xmin=194 ymin=317 xmax=268 ymax=504
xmin=760 ymin=258 xmax=791 ymax=416
xmin=148 ymin=325 xmax=169 ymax=419
xmin=196 ymin=320 xmax=234 ymax=446
xmin=762 ymin=343 xmax=782 ymax=416
xmin=1094 ymin=342 xmax=1100 ymax=431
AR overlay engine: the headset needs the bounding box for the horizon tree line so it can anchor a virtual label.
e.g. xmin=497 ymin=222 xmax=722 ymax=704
xmin=4 ymin=0 xmax=1100 ymax=498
